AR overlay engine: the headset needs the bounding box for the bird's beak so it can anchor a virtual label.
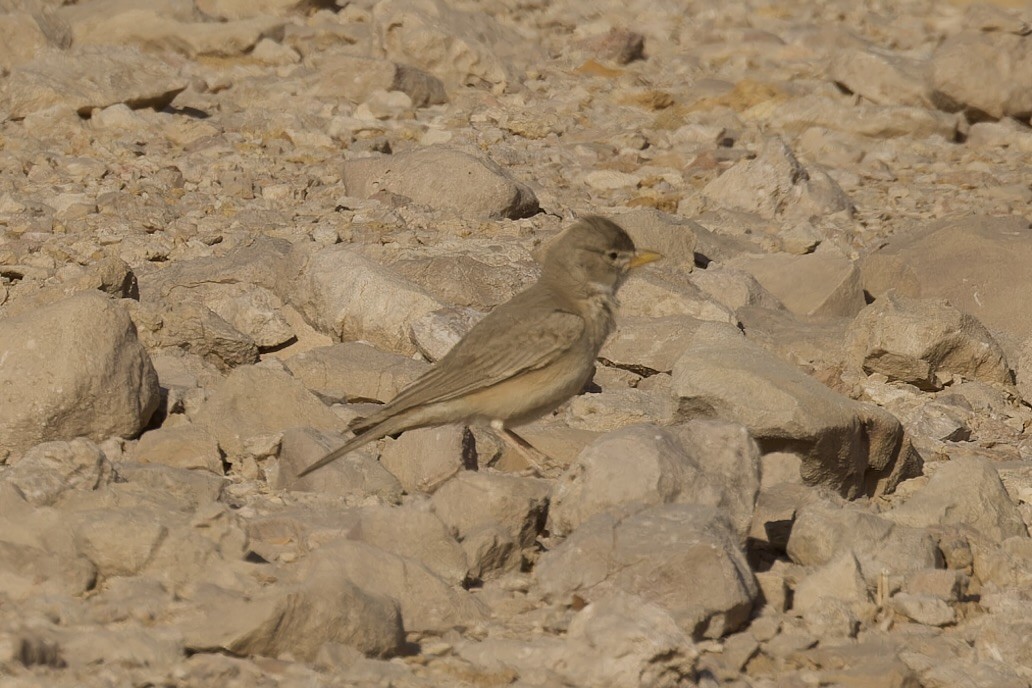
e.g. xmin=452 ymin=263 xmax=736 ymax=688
xmin=628 ymin=250 xmax=662 ymax=268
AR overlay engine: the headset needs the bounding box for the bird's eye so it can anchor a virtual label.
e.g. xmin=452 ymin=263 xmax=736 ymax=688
xmin=606 ymin=250 xmax=620 ymax=261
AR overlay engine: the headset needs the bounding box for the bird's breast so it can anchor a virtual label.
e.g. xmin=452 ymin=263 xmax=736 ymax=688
xmin=579 ymin=292 xmax=618 ymax=351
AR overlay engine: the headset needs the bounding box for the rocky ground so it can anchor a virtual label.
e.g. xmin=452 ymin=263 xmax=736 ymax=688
xmin=3 ymin=0 xmax=1032 ymax=686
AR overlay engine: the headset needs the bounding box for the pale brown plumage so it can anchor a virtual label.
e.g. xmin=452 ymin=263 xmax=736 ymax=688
xmin=296 ymin=216 xmax=661 ymax=478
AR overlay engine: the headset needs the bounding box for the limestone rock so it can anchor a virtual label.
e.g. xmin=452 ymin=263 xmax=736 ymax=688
xmin=371 ymin=0 xmax=523 ymax=92
xmin=292 ymin=244 xmax=444 ymax=356
xmin=379 ymin=425 xmax=471 ymax=494
xmin=196 ymin=0 xmax=304 ymax=20
xmin=829 ymin=46 xmax=931 ymax=108
xmin=284 ymin=341 xmax=427 ymax=404
xmin=702 ymin=137 xmax=854 ymax=220
xmin=787 ymin=500 xmax=942 ymax=584
xmin=556 ymin=592 xmax=697 ymax=688
xmin=600 ymin=315 xmax=706 ymax=374
xmin=0 ymin=292 xmax=160 ymax=459
xmin=549 ymin=422 xmax=760 ymax=543
xmin=64 ymin=7 xmax=285 ymax=58
xmin=0 ymin=539 xmax=96 ymax=600
xmin=930 ymin=30 xmax=1032 ymax=119
xmin=616 ymin=271 xmax=736 ymax=323
xmin=728 ymin=250 xmax=866 ymax=319
xmin=886 ymin=455 xmax=1027 ymax=542
xmin=181 ymin=549 xmax=403 ymax=659
xmin=431 ymin=471 xmax=549 ymax=577
xmin=847 ymin=291 xmax=1011 ymax=390
xmin=197 ymin=366 xmax=344 ymax=458
xmin=133 ymin=424 xmax=223 ymax=474
xmin=4 ymin=438 xmax=113 ymax=506
xmin=891 ymin=592 xmax=955 ymax=627
xmin=792 ymin=550 xmax=871 ymax=616
xmin=612 ymin=208 xmax=698 ymax=269
xmin=0 ymin=12 xmax=52 ymax=71
xmin=862 ymin=215 xmax=1032 ymax=343
xmin=130 ymin=300 xmax=260 ymax=371
xmin=276 ymin=427 xmax=403 ymax=502
xmin=565 ymin=386 xmax=679 ymax=432
xmin=691 ymin=266 xmax=787 ymax=315
xmin=306 ymin=53 xmax=447 ymax=107
xmin=4 ymin=46 xmax=186 ymax=119
xmin=308 ymin=540 xmax=488 ymax=634
xmin=348 ymin=503 xmax=468 ymax=585
xmin=116 ymin=463 xmax=226 ymax=510
xmin=537 ymin=504 xmax=757 ymax=639
xmin=342 ymin=146 xmax=539 ymax=220
xmin=671 ymin=321 xmax=919 ymax=498
xmin=762 ymin=92 xmax=957 ymax=140
xmin=73 ymin=506 xmax=169 ymax=579
xmin=53 ymin=624 xmax=183 ymax=671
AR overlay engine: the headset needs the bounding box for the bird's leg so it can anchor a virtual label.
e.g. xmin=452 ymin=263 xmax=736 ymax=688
xmin=489 ymin=419 xmax=552 ymax=477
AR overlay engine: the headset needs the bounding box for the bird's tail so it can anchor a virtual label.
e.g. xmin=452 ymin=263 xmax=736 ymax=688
xmin=294 ymin=415 xmax=407 ymax=479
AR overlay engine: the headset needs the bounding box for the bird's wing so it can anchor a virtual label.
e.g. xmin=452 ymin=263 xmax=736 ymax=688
xmin=372 ymin=305 xmax=585 ymax=419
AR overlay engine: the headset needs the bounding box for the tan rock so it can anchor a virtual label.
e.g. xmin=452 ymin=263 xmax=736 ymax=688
xmin=134 ymin=424 xmax=223 ymax=474
xmin=308 ymin=540 xmax=487 ymax=634
xmin=65 ymin=6 xmax=285 ymax=58
xmin=0 ymin=12 xmax=51 ymax=71
xmin=550 ymin=422 xmax=760 ymax=543
xmin=556 ymin=592 xmax=697 ymax=687
xmin=565 ymin=387 xmax=680 ymax=432
xmin=116 ymin=462 xmax=226 ymax=510
xmin=861 ymin=215 xmax=1032 ymax=343
xmin=348 ymin=503 xmax=468 ymax=585
xmin=618 ymin=270 xmax=737 ymax=322
xmin=293 ymin=244 xmax=444 ymax=356
xmin=4 ymin=46 xmax=186 ymax=119
xmin=829 ymin=46 xmax=931 ymax=108
xmin=886 ymin=455 xmax=1027 ymax=542
xmin=306 ymin=53 xmax=447 ymax=107
xmin=181 ymin=550 xmax=403 ymax=659
xmin=671 ymin=322 xmax=919 ymax=498
xmin=0 ymin=540 xmax=96 ymax=600
xmin=792 ymin=551 xmax=871 ymax=615
xmin=0 ymin=292 xmax=160 ymax=459
xmin=847 ymin=291 xmax=1011 ymax=390
xmin=276 ymin=427 xmax=403 ymax=503
xmin=537 ymin=504 xmax=757 ymax=639
xmin=342 ymin=146 xmax=539 ymax=220
xmin=728 ymin=250 xmax=865 ymax=319
xmin=379 ymin=425 xmax=471 ymax=494
xmin=600 ymin=315 xmax=706 ymax=374
xmin=891 ymin=592 xmax=955 ymax=627
xmin=762 ymin=93 xmax=957 ymax=139
xmin=4 ymin=438 xmax=113 ymax=506
xmin=432 ymin=470 xmax=548 ymax=539
xmin=196 ymin=0 xmax=302 ymax=20
xmin=930 ymin=29 xmax=1032 ymax=119
xmin=54 ymin=625 xmax=183 ymax=670
xmin=372 ymin=0 xmax=522 ymax=91
xmin=130 ymin=300 xmax=260 ymax=371
xmin=198 ymin=366 xmax=344 ymax=457
xmin=787 ymin=500 xmax=941 ymax=585
xmin=284 ymin=341 xmax=428 ymax=404
xmin=702 ymin=137 xmax=854 ymax=220
xmin=74 ymin=506 xmax=169 ymax=579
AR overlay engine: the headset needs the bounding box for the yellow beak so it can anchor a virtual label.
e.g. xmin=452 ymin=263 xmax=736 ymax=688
xmin=628 ymin=250 xmax=663 ymax=268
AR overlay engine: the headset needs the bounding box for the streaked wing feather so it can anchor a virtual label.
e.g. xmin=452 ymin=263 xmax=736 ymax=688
xmin=375 ymin=307 xmax=584 ymax=418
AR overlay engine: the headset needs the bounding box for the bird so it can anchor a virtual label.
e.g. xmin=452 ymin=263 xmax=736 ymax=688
xmin=295 ymin=215 xmax=661 ymax=478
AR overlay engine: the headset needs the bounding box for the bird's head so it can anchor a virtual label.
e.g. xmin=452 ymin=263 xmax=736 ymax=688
xmin=542 ymin=216 xmax=662 ymax=296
